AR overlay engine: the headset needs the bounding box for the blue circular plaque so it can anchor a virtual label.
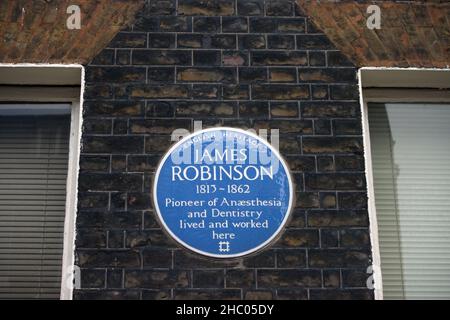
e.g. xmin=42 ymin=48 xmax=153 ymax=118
xmin=153 ymin=128 xmax=293 ymax=258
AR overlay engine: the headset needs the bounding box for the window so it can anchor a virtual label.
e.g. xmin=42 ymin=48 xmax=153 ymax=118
xmin=368 ymin=102 xmax=450 ymax=299
xmin=0 ymin=104 xmax=72 ymax=299
xmin=361 ymin=68 xmax=450 ymax=300
xmin=0 ymin=65 xmax=83 ymax=300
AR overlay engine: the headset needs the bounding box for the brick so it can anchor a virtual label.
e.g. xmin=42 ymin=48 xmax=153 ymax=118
xmin=107 ymin=269 xmax=123 ymax=289
xmin=76 ymin=211 xmax=142 ymax=229
xmin=91 ymin=50 xmax=114 ymax=65
xmin=254 ymin=120 xmax=312 ymax=134
xmin=340 ymin=229 xmax=370 ymax=248
xmin=314 ymin=119 xmax=331 ymax=135
xmin=74 ymin=290 xmax=140 ymax=300
xmin=269 ymin=68 xmax=297 ymax=82
xmin=76 ymin=229 xmax=107 ymax=248
xmin=252 ymin=85 xmax=309 ymax=100
xmin=177 ymin=34 xmax=203 ymax=48
xmin=226 ymin=270 xmax=255 ymax=288
xmin=245 ymin=291 xmax=274 ymax=300
xmin=239 ymin=35 xmax=266 ymax=50
xmin=222 ymin=17 xmax=248 ymax=33
xmin=307 ymin=210 xmax=369 ymax=228
xmin=335 ymin=155 xmax=365 ymax=171
xmin=174 ymin=289 xmax=241 ymax=300
xmin=330 ymin=85 xmax=359 ymax=100
xmin=78 ymin=173 xmax=143 ymax=192
xmin=338 ymin=192 xmax=368 ymax=210
xmin=309 ymin=289 xmax=373 ymax=300
xmin=302 ymin=102 xmax=359 ymax=118
xmin=146 ymin=102 xmax=175 ymax=118
xmin=321 ymin=229 xmax=339 ymax=248
xmin=237 ymin=0 xmax=264 ymax=16
xmin=82 ymin=136 xmax=144 ymax=154
xmin=159 ymin=16 xmax=191 ymax=32
xmin=249 ymin=18 xmax=278 ymax=33
xmin=323 ymin=270 xmax=341 ymax=288
xmin=132 ymin=50 xmax=191 ymax=65
xmin=84 ymin=85 xmax=112 ymax=99
xmin=270 ymin=102 xmax=299 ymax=118
xmin=239 ymin=101 xmax=269 ymax=119
xmin=128 ymin=155 xmax=160 ymax=172
xmin=142 ymin=290 xmax=171 ymax=300
xmin=126 ymin=230 xmax=176 ymax=249
xmin=125 ymin=270 xmax=189 ymax=289
xmin=86 ymin=67 xmax=146 ymax=83
xmin=275 ymin=229 xmax=319 ymax=248
xmin=276 ymin=289 xmax=308 ymax=300
xmin=296 ymin=192 xmax=320 ymax=209
xmin=266 ymin=1 xmax=294 ymax=17
xmin=334 ymin=119 xmax=363 ymax=135
xmin=223 ymin=85 xmax=249 ymax=100
xmin=223 ymin=51 xmax=248 ymax=66
xmin=142 ymin=249 xmax=172 ymax=268
xmin=108 ymin=230 xmax=124 ymax=248
xmin=109 ymin=33 xmax=147 ymax=48
xmin=239 ymin=68 xmax=267 ymax=83
xmin=317 ymin=156 xmax=334 ymax=172
xmin=78 ymin=193 xmax=109 ymax=211
xmin=129 ymin=85 xmax=189 ymax=99
xmin=277 ymin=249 xmax=307 ymax=268
xmin=193 ymin=270 xmax=224 ymax=288
xmin=305 ymin=173 xmax=365 ymax=190
xmin=116 ymin=50 xmax=131 ymax=65
xmin=328 ymin=51 xmax=354 ymax=67
xmin=175 ymin=101 xmax=237 ymax=117
xmin=148 ymin=0 xmax=176 ymax=15
xmin=193 ymin=17 xmax=221 ymax=33
xmin=174 ymin=251 xmax=241 ymax=269
xmin=106 ymin=115 xmax=128 ymax=132
xmin=147 ymin=67 xmax=175 ymax=83
xmin=243 ymin=250 xmax=275 ymax=268
xmin=77 ymin=250 xmax=141 ymax=268
xmin=267 ymin=35 xmax=295 ymax=50
xmin=342 ymin=269 xmax=370 ymax=288
xmin=252 ymin=51 xmax=307 ymax=66
xmin=320 ymin=193 xmax=337 ymax=209
xmin=148 ymin=33 xmax=176 ymax=48
xmin=258 ymin=270 xmax=321 ymax=288
xmin=80 ymin=156 xmax=110 ymax=173
xmin=178 ymin=0 xmax=235 ymax=16
xmin=194 ymin=51 xmax=221 ymax=66
xmin=177 ymin=68 xmax=236 ymax=83
xmin=210 ymin=35 xmax=237 ymax=49
xmin=285 ymin=156 xmax=315 ymax=172
xmin=134 ymin=16 xmax=159 ymax=32
xmin=127 ymin=193 xmax=152 ymax=210
xmin=299 ymin=68 xmax=356 ymax=83
xmin=296 ymin=35 xmax=334 ymax=50
xmin=303 ymin=137 xmax=363 ymax=154
xmin=309 ymin=51 xmax=326 ymax=66
xmin=312 ymin=85 xmax=328 ymax=99
xmin=277 ymin=18 xmax=306 ymax=33
xmin=192 ymin=85 xmax=220 ymax=99
xmin=84 ymin=101 xmax=144 ymax=117
xmin=308 ymin=249 xmax=370 ymax=268
xmin=130 ymin=119 xmax=191 ymax=134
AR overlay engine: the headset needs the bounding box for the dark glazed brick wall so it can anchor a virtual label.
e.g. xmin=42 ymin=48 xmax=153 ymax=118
xmin=75 ymin=0 xmax=372 ymax=300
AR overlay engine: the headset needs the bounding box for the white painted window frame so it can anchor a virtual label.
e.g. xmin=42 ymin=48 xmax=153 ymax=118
xmin=358 ymin=67 xmax=450 ymax=300
xmin=0 ymin=64 xmax=84 ymax=300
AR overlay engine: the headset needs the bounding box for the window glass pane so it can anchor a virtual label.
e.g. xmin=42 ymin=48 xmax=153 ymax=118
xmin=0 ymin=104 xmax=71 ymax=299
xmin=369 ymin=103 xmax=450 ymax=300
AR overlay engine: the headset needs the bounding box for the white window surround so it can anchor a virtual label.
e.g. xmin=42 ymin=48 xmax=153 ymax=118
xmin=358 ymin=67 xmax=450 ymax=300
xmin=0 ymin=64 xmax=85 ymax=300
